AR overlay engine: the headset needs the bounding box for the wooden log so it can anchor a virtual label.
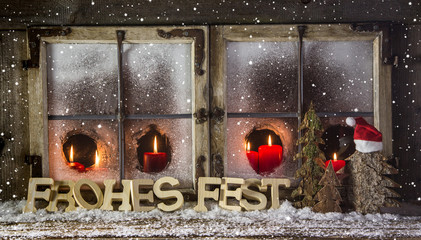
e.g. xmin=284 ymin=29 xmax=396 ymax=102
xmin=346 ymin=151 xmax=400 ymax=214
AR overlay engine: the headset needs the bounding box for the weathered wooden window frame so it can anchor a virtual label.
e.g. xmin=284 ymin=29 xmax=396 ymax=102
xmin=28 ymin=24 xmax=392 ymax=187
xmin=210 ymin=24 xmax=392 ymax=177
xmin=28 ymin=26 xmax=209 ymax=192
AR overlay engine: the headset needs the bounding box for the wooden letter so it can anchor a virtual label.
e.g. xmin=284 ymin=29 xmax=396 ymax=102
xmin=101 ymin=179 xmax=132 ymax=211
xmin=153 ymin=177 xmax=184 ymax=212
xmin=261 ymin=178 xmax=291 ymax=209
xmin=130 ymin=179 xmax=155 ymax=212
xmin=73 ymin=179 xmax=104 ymax=210
xmin=219 ymin=177 xmax=244 ymax=211
xmin=194 ymin=177 xmax=222 ymax=212
xmin=23 ymin=178 xmax=54 ymax=213
xmin=46 ymin=180 xmax=76 ymax=212
xmin=240 ymin=178 xmax=267 ymax=211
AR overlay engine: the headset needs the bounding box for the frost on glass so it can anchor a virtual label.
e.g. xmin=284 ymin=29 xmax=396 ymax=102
xmin=48 ymin=120 xmax=119 ymax=186
xmin=47 ymin=44 xmax=118 ymax=116
xmin=303 ymin=41 xmax=373 ymax=112
xmin=226 ymin=118 xmax=297 ymax=179
xmin=226 ymin=41 xmax=298 ymax=113
xmin=124 ymin=119 xmax=193 ymax=188
xmin=123 ymin=43 xmax=192 ymax=115
xmin=320 ymin=117 xmax=373 ymax=160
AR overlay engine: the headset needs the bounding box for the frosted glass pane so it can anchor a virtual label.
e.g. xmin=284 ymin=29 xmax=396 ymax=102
xmin=226 ymin=41 xmax=298 ymax=113
xmin=123 ymin=43 xmax=192 ymax=115
xmin=320 ymin=117 xmax=373 ymax=160
xmin=48 ymin=120 xmax=119 ymax=186
xmin=226 ymin=118 xmax=298 ymax=179
xmin=124 ymin=119 xmax=193 ymax=188
xmin=303 ymin=41 xmax=373 ymax=112
xmin=47 ymin=44 xmax=118 ymax=115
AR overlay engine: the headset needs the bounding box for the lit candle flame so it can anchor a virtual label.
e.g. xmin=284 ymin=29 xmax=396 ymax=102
xmin=95 ymin=150 xmax=100 ymax=168
xmin=247 ymin=142 xmax=251 ymax=151
xmin=333 ymin=153 xmax=337 ymax=160
xmin=153 ymin=136 xmax=158 ymax=154
xmin=268 ymin=135 xmax=272 ymax=146
xmin=70 ymin=145 xmax=74 ymax=163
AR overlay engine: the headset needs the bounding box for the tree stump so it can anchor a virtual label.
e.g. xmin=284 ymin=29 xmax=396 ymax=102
xmin=346 ymin=151 xmax=400 ymax=214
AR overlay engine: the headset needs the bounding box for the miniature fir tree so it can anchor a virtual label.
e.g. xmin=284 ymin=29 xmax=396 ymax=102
xmin=291 ymin=102 xmax=326 ymax=208
xmin=313 ymin=161 xmax=342 ymax=213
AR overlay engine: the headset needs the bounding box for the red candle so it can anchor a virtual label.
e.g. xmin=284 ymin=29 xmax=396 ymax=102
xmin=258 ymin=136 xmax=283 ymax=174
xmin=246 ymin=142 xmax=259 ymax=173
xmin=68 ymin=145 xmax=85 ymax=172
xmin=144 ymin=136 xmax=167 ymax=173
xmin=325 ymin=153 xmax=346 ymax=172
xmin=85 ymin=150 xmax=106 ymax=171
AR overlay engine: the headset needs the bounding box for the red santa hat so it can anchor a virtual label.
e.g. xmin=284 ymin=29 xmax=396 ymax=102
xmin=346 ymin=117 xmax=383 ymax=153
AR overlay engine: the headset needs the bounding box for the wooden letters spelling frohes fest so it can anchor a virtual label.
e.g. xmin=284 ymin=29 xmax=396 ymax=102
xmin=23 ymin=177 xmax=291 ymax=213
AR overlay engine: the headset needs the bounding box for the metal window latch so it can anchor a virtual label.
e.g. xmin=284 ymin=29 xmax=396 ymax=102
xmin=194 ymin=108 xmax=208 ymax=124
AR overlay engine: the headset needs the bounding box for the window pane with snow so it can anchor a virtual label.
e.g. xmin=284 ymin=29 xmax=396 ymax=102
xmin=226 ymin=118 xmax=297 ymax=179
xmin=123 ymin=43 xmax=192 ymax=115
xmin=48 ymin=120 xmax=119 ymax=186
xmin=320 ymin=117 xmax=373 ymax=160
xmin=226 ymin=41 xmax=298 ymax=113
xmin=124 ymin=118 xmax=193 ymax=188
xmin=303 ymin=41 xmax=373 ymax=112
xmin=47 ymin=44 xmax=118 ymax=116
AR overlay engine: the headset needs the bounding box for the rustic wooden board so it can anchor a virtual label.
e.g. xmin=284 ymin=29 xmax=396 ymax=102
xmin=0 ymin=30 xmax=30 ymax=201
xmin=0 ymin=214 xmax=420 ymax=239
xmin=0 ymin=0 xmax=420 ymax=28
xmin=391 ymin=24 xmax=421 ymax=202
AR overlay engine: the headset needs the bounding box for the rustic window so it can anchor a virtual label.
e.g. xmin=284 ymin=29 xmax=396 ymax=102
xmin=28 ymin=24 xmax=391 ymax=187
xmin=210 ymin=25 xmax=392 ymax=179
xmin=30 ymin=27 xmax=209 ymax=191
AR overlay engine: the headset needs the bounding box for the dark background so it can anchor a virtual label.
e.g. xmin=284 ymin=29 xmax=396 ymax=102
xmin=0 ymin=0 xmax=420 ymax=202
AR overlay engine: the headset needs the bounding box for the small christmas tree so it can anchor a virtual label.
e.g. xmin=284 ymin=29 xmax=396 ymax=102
xmin=313 ymin=161 xmax=342 ymax=213
xmin=292 ymin=102 xmax=326 ymax=208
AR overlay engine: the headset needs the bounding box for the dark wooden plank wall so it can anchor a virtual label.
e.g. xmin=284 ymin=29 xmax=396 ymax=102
xmin=0 ymin=0 xmax=419 ymax=201
xmin=0 ymin=0 xmax=420 ymax=28
xmin=0 ymin=30 xmax=30 ymax=201
xmin=392 ymin=24 xmax=421 ymax=202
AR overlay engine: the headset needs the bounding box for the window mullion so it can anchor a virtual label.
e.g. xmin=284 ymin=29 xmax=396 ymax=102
xmin=297 ymin=26 xmax=306 ymax=166
xmin=116 ymin=30 xmax=126 ymax=180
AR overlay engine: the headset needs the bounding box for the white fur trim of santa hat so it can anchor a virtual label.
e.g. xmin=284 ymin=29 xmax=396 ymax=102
xmin=354 ymin=139 xmax=383 ymax=153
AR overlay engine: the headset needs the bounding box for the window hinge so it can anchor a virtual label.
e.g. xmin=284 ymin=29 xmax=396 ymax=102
xmin=211 ymin=107 xmax=225 ymax=123
xmin=195 ymin=155 xmax=206 ymax=190
xmin=194 ymin=108 xmax=208 ymax=124
xmin=22 ymin=27 xmax=72 ymax=70
xmin=211 ymin=154 xmax=224 ymax=178
xmin=25 ymin=155 xmax=41 ymax=166
xmin=25 ymin=155 xmax=43 ymax=177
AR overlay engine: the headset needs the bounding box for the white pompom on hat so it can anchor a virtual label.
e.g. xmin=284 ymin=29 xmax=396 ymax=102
xmin=346 ymin=117 xmax=383 ymax=153
xmin=346 ymin=117 xmax=356 ymax=127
